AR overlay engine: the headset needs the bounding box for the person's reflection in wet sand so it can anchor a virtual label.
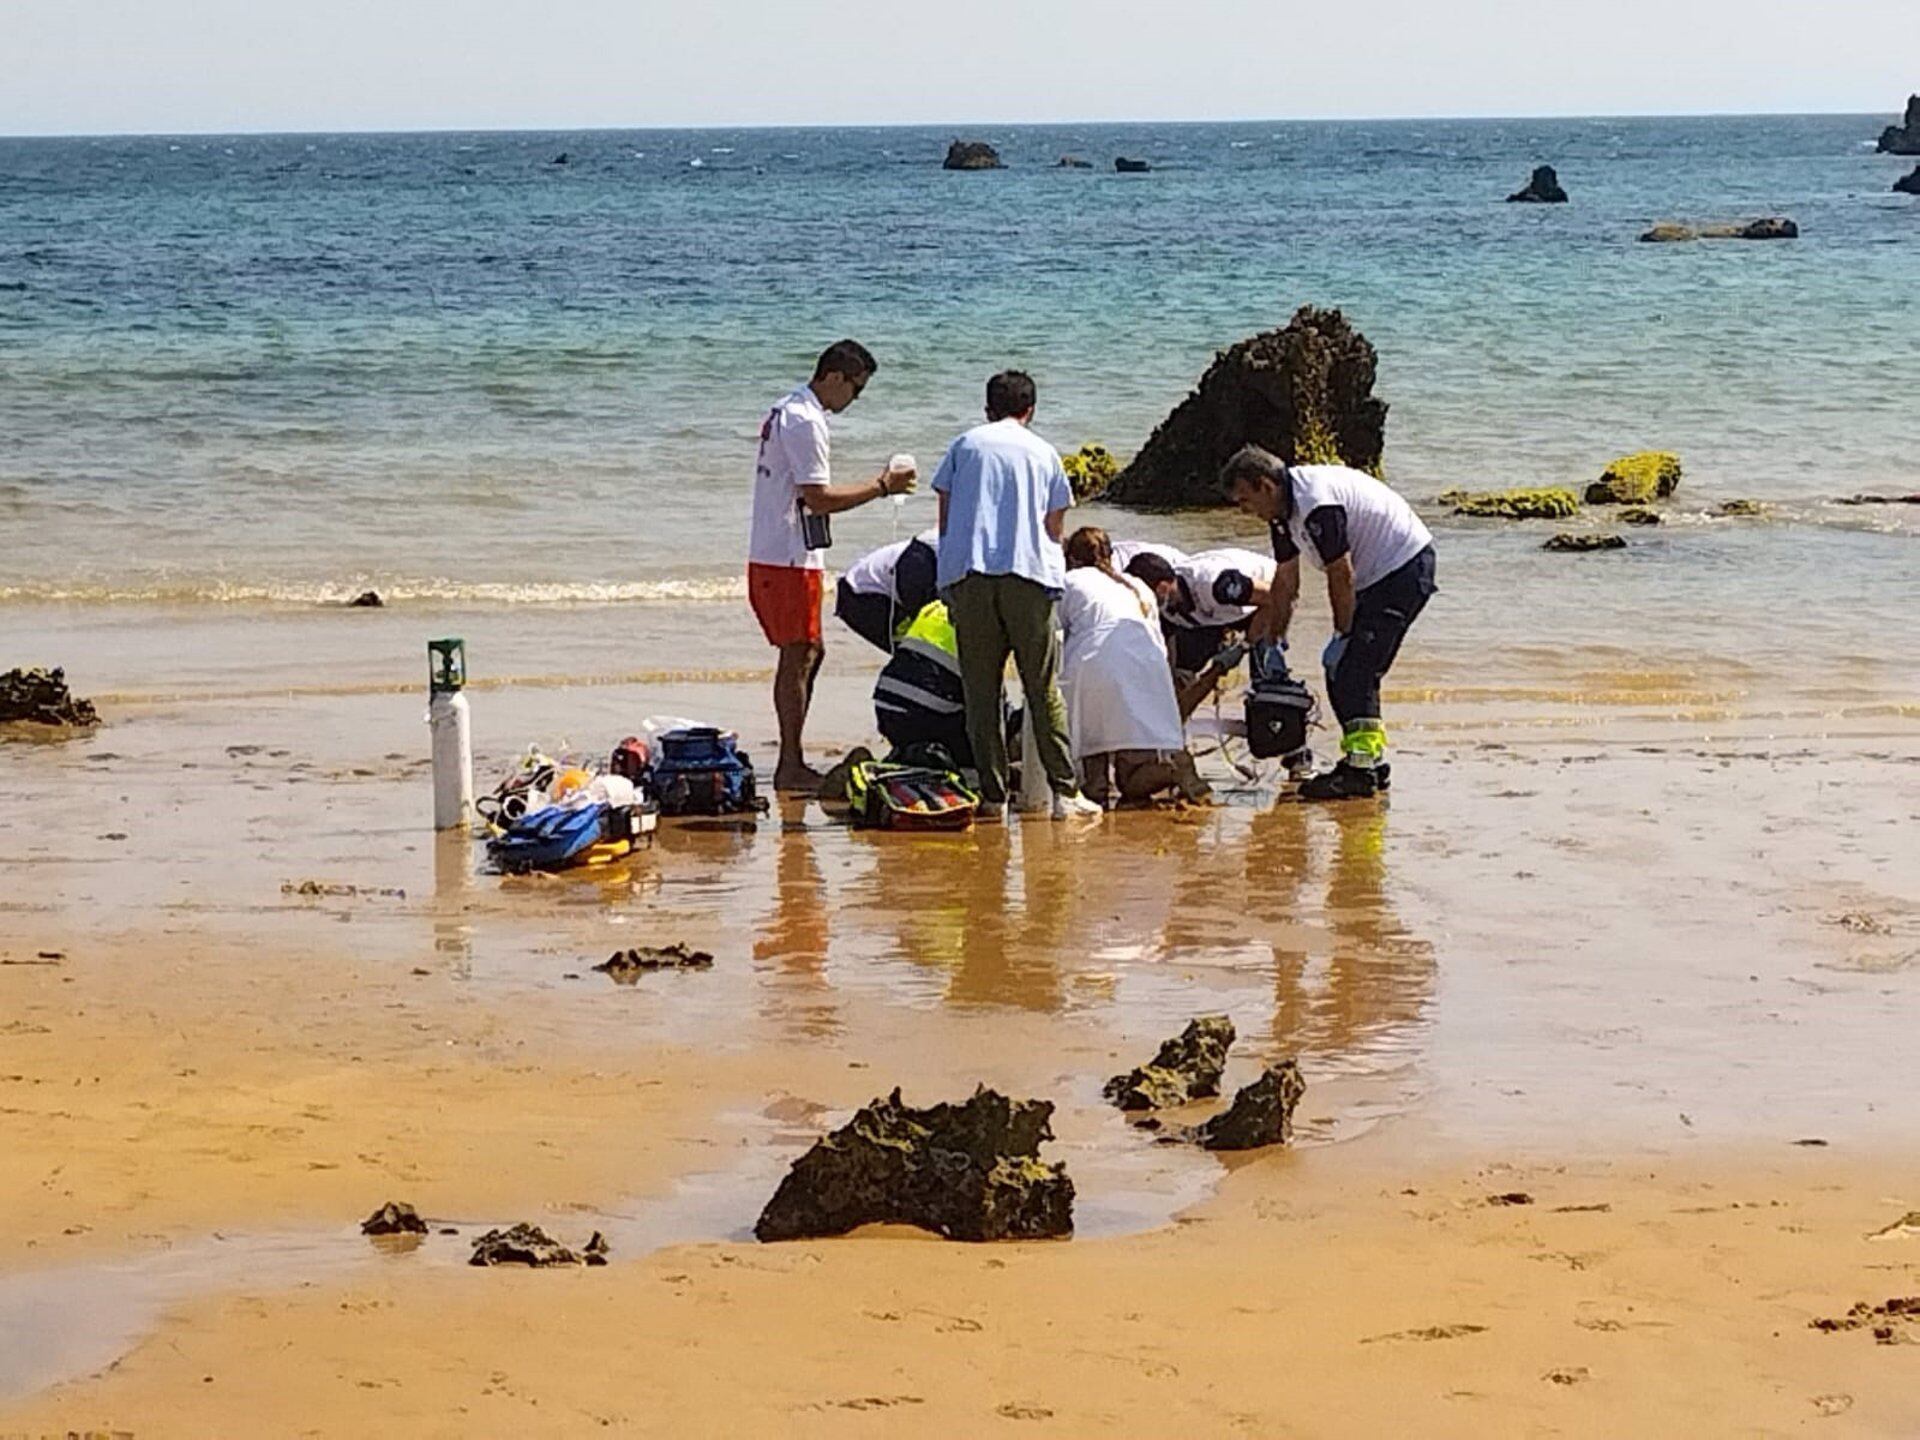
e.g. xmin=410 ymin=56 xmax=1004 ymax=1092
xmin=1246 ymin=801 xmax=1434 ymax=1068
xmin=752 ymin=801 xmax=838 ymax=1039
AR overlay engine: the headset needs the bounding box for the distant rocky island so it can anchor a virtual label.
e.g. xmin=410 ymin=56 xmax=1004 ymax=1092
xmin=1877 ymin=96 xmax=1920 ymax=155
xmin=942 ymin=140 xmax=1003 ymax=171
xmin=1507 ymin=165 xmax=1568 ymax=203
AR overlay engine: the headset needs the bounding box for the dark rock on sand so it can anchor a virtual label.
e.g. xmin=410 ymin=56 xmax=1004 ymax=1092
xmin=1585 ymin=451 xmax=1681 ymax=505
xmin=1104 ymin=1015 xmax=1236 ymax=1111
xmin=1106 ymin=307 xmax=1388 ymax=508
xmin=1057 ymin=155 xmax=1093 ymax=169
xmin=1877 ymin=95 xmax=1920 ymax=155
xmin=1714 ymin=499 xmax=1769 ymax=517
xmin=346 ymin=590 xmax=384 ymax=608
xmin=1115 ymin=157 xmax=1151 ymax=173
xmin=1441 ymin=487 xmax=1581 ymax=520
xmin=0 ymin=667 xmax=100 ymax=728
xmin=1193 ymin=1061 xmax=1307 ymax=1151
xmin=1640 ymin=218 xmax=1798 ymax=242
xmin=469 ymin=1222 xmax=608 ymax=1267
xmin=1619 ymin=506 xmax=1664 ymax=526
xmin=943 ymin=140 xmax=1004 ymax=171
xmin=755 ymin=1085 xmax=1074 ymax=1243
xmin=360 ymin=1200 xmax=429 ymax=1236
xmin=1895 ymin=165 xmax=1920 ymax=195
xmin=1507 ymin=165 xmax=1568 ymax=203
xmin=1543 ymin=533 xmax=1626 ymax=552
xmin=594 ymin=943 xmax=714 ymax=981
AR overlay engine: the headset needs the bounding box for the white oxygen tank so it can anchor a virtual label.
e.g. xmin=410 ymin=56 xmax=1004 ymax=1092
xmin=427 ymin=638 xmax=474 ymax=831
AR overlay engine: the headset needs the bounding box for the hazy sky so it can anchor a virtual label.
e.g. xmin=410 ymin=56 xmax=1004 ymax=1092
xmin=4 ymin=0 xmax=1913 ymax=135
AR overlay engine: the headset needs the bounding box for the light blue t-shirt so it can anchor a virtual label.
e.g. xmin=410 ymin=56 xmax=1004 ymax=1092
xmin=931 ymin=419 xmax=1073 ymax=592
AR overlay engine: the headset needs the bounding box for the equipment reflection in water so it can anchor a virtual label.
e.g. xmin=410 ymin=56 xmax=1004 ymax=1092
xmin=754 ymin=803 xmax=839 ymax=1040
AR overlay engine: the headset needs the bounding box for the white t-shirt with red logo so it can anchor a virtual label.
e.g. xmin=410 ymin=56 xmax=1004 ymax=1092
xmin=748 ymin=384 xmax=832 ymax=571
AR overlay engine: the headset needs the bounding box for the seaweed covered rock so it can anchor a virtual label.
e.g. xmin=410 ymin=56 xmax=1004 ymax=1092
xmin=1106 ymin=307 xmax=1388 ymax=508
xmin=1878 ymin=96 xmax=1920 ymax=155
xmin=755 ymin=1086 xmax=1074 ymax=1243
xmin=1620 ymin=506 xmax=1663 ymax=526
xmin=1061 ymin=444 xmax=1120 ymax=502
xmin=1507 ymin=165 xmax=1568 ymax=203
xmin=1543 ymin=533 xmax=1626 ymax=552
xmin=469 ymin=1222 xmax=608 ymax=1267
xmin=1895 ymin=166 xmax=1920 ymax=196
xmin=1714 ymin=499 xmax=1769 ymax=517
xmin=0 ymin=668 xmax=99 ymax=728
xmin=360 ymin=1200 xmax=429 ymax=1236
xmin=1585 ymin=451 xmax=1681 ymax=505
xmin=1442 ymin=487 xmax=1580 ymax=520
xmin=943 ymin=140 xmax=1004 ymax=171
xmin=1104 ymin=1016 xmax=1236 ymax=1111
xmin=1194 ymin=1062 xmax=1307 ymax=1151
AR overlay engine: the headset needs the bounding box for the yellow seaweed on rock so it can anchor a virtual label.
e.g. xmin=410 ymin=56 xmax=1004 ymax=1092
xmin=1586 ymin=451 xmax=1682 ymax=505
xmin=1445 ymin=487 xmax=1582 ymax=519
xmin=1062 ymin=443 xmax=1120 ymax=501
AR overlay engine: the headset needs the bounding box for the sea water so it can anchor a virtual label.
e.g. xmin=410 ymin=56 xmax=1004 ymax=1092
xmin=1 ymin=117 xmax=1915 ymax=711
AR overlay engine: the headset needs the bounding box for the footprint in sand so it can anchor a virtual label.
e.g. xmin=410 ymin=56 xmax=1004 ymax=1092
xmin=1812 ymin=1394 xmax=1854 ymax=1417
xmin=1360 ymin=1324 xmax=1488 ymax=1344
xmin=1866 ymin=1211 xmax=1920 ymax=1243
xmin=997 ymin=1403 xmax=1055 ymax=1420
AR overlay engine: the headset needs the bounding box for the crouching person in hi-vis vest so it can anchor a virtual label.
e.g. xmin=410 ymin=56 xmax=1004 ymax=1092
xmin=1220 ymin=445 xmax=1437 ymax=801
xmin=873 ymin=600 xmax=974 ymax=767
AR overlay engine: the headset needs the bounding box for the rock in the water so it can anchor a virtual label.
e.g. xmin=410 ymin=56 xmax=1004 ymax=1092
xmin=1106 ymin=307 xmax=1388 ymax=509
xmin=360 ymin=1200 xmax=429 ymax=1236
xmin=1714 ymin=499 xmax=1769 ymax=517
xmin=1619 ymin=506 xmax=1663 ymax=526
xmin=1543 ymin=532 xmax=1626 ymax=552
xmin=1104 ymin=1015 xmax=1236 ymax=1111
xmin=1585 ymin=451 xmax=1681 ymax=505
xmin=943 ymin=140 xmax=1004 ymax=171
xmin=1057 ymin=155 xmax=1093 ymax=169
xmin=0 ymin=667 xmax=99 ymax=728
xmin=1061 ymin=444 xmax=1120 ymax=502
xmin=1835 ymin=492 xmax=1920 ymax=506
xmin=1895 ymin=165 xmax=1920 ymax=195
xmin=1878 ymin=95 xmax=1920 ymax=155
xmin=1114 ymin=157 xmax=1151 ymax=173
xmin=594 ymin=944 xmax=714 ymax=980
xmin=1641 ymin=218 xmax=1798 ymax=242
xmin=1442 ymin=487 xmax=1580 ymax=520
xmin=1507 ymin=165 xmax=1568 ymax=203
xmin=552 ymin=153 xmax=569 ymax=166
xmin=755 ymin=1086 xmax=1074 ymax=1243
xmin=1193 ymin=1061 xmax=1306 ymax=1151
xmin=469 ymin=1222 xmax=602 ymax=1267
xmin=346 ymin=590 xmax=384 ymax=608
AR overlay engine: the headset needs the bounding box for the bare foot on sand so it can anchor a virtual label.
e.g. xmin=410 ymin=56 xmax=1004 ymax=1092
xmin=773 ymin=764 xmax=824 ymax=794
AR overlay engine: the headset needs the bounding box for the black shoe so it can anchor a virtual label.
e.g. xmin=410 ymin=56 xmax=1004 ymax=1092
xmin=1375 ymin=761 xmax=1391 ymax=791
xmin=1297 ymin=761 xmax=1381 ymax=801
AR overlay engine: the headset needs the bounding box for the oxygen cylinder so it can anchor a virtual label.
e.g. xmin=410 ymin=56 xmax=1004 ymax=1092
xmin=427 ymin=638 xmax=474 ymax=831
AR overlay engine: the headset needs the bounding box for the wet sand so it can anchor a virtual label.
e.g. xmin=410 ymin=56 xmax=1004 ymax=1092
xmin=2 ymin=644 xmax=1917 ymax=1434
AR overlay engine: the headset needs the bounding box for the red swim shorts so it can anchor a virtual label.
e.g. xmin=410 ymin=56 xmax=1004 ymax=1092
xmin=747 ymin=563 xmax=823 ymax=647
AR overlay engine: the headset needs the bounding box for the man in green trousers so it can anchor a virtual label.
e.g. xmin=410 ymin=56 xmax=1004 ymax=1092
xmin=931 ymin=371 xmax=1102 ymax=819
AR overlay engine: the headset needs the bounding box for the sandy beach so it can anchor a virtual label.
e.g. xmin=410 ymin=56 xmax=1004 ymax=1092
xmin=2 ymin=636 xmax=1916 ymax=1435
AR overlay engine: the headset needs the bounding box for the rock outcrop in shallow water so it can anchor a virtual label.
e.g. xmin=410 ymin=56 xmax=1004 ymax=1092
xmin=1585 ymin=451 xmax=1681 ymax=505
xmin=0 ymin=668 xmax=99 ymax=728
xmin=1878 ymin=96 xmax=1920 ymax=155
xmin=361 ymin=1201 xmax=429 ymax=1236
xmin=1106 ymin=307 xmax=1388 ymax=508
xmin=1640 ymin=218 xmax=1797 ymax=242
xmin=595 ymin=944 xmax=713 ymax=981
xmin=1543 ymin=533 xmax=1626 ymax=552
xmin=1193 ymin=1062 xmax=1306 ymax=1151
xmin=469 ymin=1223 xmax=609 ymax=1266
xmin=1061 ymin=444 xmax=1120 ymax=502
xmin=1442 ymin=487 xmax=1580 ymax=520
xmin=1895 ymin=166 xmax=1920 ymax=195
xmin=1507 ymin=165 xmax=1568 ymax=203
xmin=1104 ymin=1016 xmax=1236 ymax=1111
xmin=755 ymin=1086 xmax=1074 ymax=1242
xmin=943 ymin=140 xmax=1004 ymax=171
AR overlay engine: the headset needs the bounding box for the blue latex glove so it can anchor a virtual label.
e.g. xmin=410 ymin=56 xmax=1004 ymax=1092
xmin=1322 ymin=632 xmax=1349 ymax=674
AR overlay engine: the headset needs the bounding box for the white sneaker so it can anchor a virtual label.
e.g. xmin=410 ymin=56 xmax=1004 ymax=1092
xmin=1051 ymin=790 xmax=1104 ymax=820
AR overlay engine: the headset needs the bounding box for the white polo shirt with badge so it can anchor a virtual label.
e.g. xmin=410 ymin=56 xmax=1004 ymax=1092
xmin=1177 ymin=547 xmax=1279 ymax=628
xmin=1275 ymin=464 xmax=1432 ymax=592
xmin=749 ymin=384 xmax=833 ymax=571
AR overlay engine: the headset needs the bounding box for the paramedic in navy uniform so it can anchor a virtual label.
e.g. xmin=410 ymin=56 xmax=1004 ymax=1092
xmin=1220 ymin=445 xmax=1436 ymax=801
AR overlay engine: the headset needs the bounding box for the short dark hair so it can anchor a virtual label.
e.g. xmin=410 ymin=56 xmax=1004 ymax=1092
xmin=985 ymin=370 xmax=1037 ymax=421
xmin=1123 ymin=552 xmax=1178 ymax=588
xmin=813 ymin=339 xmax=877 ymax=383
xmin=1219 ymin=443 xmax=1287 ymax=496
